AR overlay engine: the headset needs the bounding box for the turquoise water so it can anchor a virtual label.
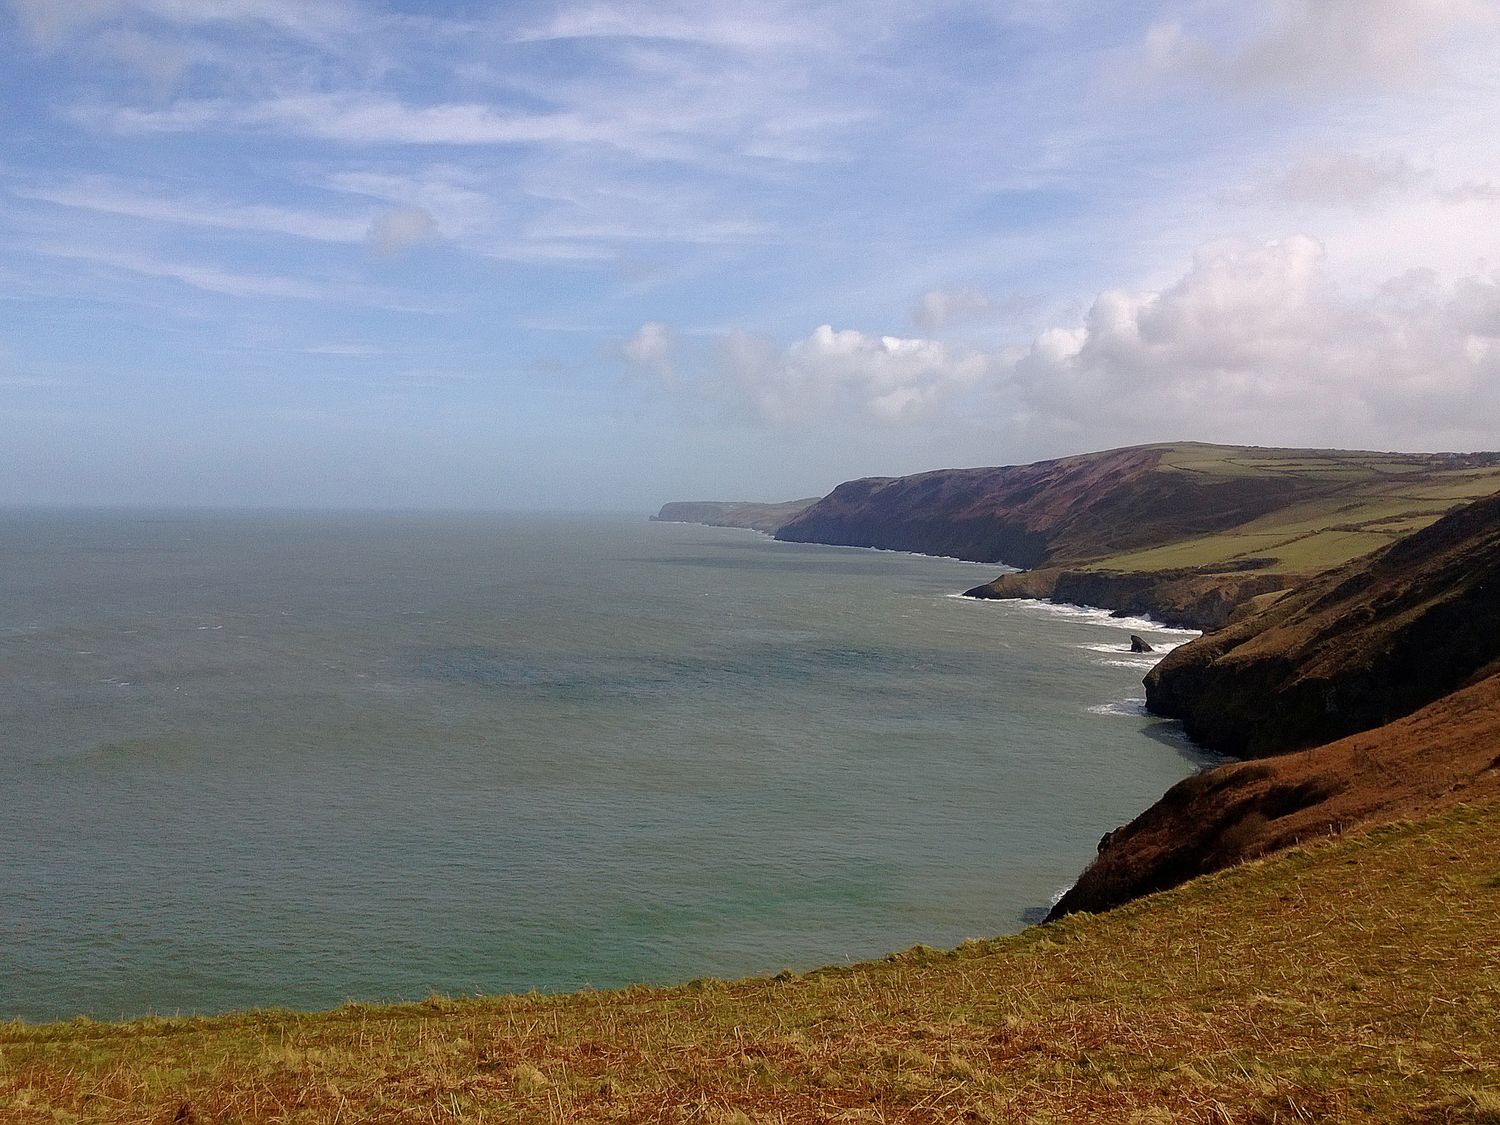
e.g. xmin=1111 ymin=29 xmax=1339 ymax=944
xmin=0 ymin=512 xmax=1205 ymax=1023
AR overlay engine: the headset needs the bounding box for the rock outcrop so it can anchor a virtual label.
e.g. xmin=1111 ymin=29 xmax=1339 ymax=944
xmin=1130 ymin=635 xmax=1153 ymax=653
xmin=1145 ymin=489 xmax=1500 ymax=758
xmin=964 ymin=566 xmax=1288 ymax=631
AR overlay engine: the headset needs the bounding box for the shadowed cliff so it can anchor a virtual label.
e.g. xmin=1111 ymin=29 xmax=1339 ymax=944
xmin=1050 ymin=488 xmax=1500 ymax=919
xmin=1145 ymin=488 xmax=1500 ymax=758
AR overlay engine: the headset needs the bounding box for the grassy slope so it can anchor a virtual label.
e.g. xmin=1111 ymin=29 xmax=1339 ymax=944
xmin=6 ymin=804 xmax=1499 ymax=1124
xmin=1090 ymin=445 xmax=1500 ymax=576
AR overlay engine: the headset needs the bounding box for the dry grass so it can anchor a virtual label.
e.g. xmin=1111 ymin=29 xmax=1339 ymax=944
xmin=4 ymin=802 xmax=1499 ymax=1124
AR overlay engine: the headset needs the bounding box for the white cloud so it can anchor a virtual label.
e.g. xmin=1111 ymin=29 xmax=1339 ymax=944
xmin=1267 ymin=151 xmax=1423 ymax=207
xmin=514 ymin=3 xmax=815 ymax=52
xmin=17 ymin=177 xmax=372 ymax=241
xmin=1140 ymin=0 xmax=1496 ymax=94
xmin=1439 ymin=181 xmax=1500 ymax=204
xmin=638 ymin=237 xmax=1500 ymax=450
xmin=87 ymin=92 xmax=683 ymax=156
xmin=1011 ymin=236 xmax=1500 ymax=448
xmin=29 ymin=242 xmax=420 ymax=308
xmin=622 ymin=322 xmax=673 ymax=372
xmin=304 ymin=342 xmax=380 ymax=357
xmin=912 ymin=287 xmax=1034 ymax=332
xmin=630 ymin=322 xmax=997 ymax=424
xmin=1228 ymin=0 xmax=1493 ymax=91
xmin=366 ymin=206 xmax=437 ymax=258
xmin=7 ymin=0 xmax=357 ymax=48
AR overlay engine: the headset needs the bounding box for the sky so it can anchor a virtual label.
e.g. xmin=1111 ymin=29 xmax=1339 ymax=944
xmin=3 ymin=0 xmax=1500 ymax=509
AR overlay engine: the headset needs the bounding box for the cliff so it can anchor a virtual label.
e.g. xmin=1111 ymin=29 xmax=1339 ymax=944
xmin=773 ymin=444 xmax=1307 ymax=567
xmin=1144 ymin=489 xmax=1500 ymax=758
xmin=651 ymin=498 xmax=820 ymax=535
xmin=1046 ymin=487 xmax=1500 ymax=920
xmin=1049 ymin=670 xmax=1500 ymax=919
xmin=964 ymin=565 xmax=1289 ymax=631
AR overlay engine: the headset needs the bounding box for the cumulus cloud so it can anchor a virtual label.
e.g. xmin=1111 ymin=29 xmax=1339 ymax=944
xmin=621 ymin=322 xmax=674 ymax=384
xmin=366 ymin=206 xmax=437 ymax=258
xmin=636 ymin=237 xmax=1500 ymax=450
xmin=1011 ymin=236 xmax=1500 ymax=447
xmin=626 ymin=322 xmax=997 ymax=424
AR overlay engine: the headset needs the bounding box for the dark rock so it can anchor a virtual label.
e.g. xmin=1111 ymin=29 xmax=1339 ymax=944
xmin=1130 ymin=634 xmax=1154 ymax=653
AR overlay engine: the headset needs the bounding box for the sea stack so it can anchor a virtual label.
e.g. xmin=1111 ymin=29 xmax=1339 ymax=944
xmin=1130 ymin=635 xmax=1154 ymax=653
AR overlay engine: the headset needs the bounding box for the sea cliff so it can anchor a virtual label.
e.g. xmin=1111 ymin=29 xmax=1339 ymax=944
xmin=651 ymin=498 xmax=820 ymax=535
xmin=1050 ymin=488 xmax=1500 ymax=918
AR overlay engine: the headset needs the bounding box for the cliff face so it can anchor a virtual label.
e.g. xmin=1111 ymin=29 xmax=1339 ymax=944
xmin=774 ymin=445 xmax=1303 ymax=566
xmin=965 ymin=566 xmax=1288 ymax=631
xmin=651 ymin=499 xmax=820 ymax=535
xmin=1049 ymin=670 xmax=1500 ymax=919
xmin=1144 ymin=490 xmax=1500 ymax=758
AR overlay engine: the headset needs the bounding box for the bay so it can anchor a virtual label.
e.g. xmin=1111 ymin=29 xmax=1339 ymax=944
xmin=0 ymin=511 xmax=1205 ymax=1022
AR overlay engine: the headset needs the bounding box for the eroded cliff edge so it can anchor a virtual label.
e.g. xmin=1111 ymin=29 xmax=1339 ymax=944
xmin=1144 ymin=490 xmax=1500 ymax=759
xmin=1050 ymin=489 xmax=1500 ymax=920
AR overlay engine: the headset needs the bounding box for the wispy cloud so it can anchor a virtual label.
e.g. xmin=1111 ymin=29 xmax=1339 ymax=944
xmin=17 ymin=176 xmax=372 ymax=241
xmin=29 ymin=242 xmax=424 ymax=308
xmin=303 ymin=342 xmax=381 ymax=356
xmin=9 ymin=0 xmax=361 ymax=49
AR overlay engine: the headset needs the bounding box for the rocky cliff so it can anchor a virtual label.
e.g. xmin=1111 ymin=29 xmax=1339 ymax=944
xmin=1046 ymin=488 xmax=1500 ymax=920
xmin=773 ymin=444 xmax=1305 ymax=567
xmin=1049 ymin=669 xmax=1500 ymax=919
xmin=651 ymin=498 xmax=820 ymax=535
xmin=964 ymin=565 xmax=1289 ymax=631
xmin=1144 ymin=489 xmax=1500 ymax=758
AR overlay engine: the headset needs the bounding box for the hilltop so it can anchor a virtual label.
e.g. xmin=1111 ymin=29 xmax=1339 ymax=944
xmin=5 ymin=802 xmax=1498 ymax=1123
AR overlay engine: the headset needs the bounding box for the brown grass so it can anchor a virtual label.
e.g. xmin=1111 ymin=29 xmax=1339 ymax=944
xmin=4 ymin=802 xmax=1499 ymax=1124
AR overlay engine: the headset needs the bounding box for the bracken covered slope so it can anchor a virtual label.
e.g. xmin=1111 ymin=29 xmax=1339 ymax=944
xmin=1051 ymin=670 xmax=1500 ymax=919
xmin=1145 ymin=489 xmax=1500 ymax=758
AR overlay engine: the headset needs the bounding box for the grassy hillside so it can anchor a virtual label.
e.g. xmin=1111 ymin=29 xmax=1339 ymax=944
xmin=954 ymin=442 xmax=1500 ymax=627
xmin=6 ymin=802 xmax=1499 ymax=1123
xmin=1089 ymin=444 xmax=1500 ymax=576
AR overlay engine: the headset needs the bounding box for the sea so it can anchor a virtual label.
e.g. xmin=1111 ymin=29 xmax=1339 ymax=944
xmin=0 ymin=511 xmax=1209 ymax=1023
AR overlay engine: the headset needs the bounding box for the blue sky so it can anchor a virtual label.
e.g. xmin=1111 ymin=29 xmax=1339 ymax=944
xmin=3 ymin=0 xmax=1500 ymax=508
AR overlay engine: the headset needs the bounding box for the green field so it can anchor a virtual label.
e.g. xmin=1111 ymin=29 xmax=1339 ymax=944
xmin=1090 ymin=444 xmax=1500 ymax=575
xmin=6 ymin=802 xmax=1498 ymax=1124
